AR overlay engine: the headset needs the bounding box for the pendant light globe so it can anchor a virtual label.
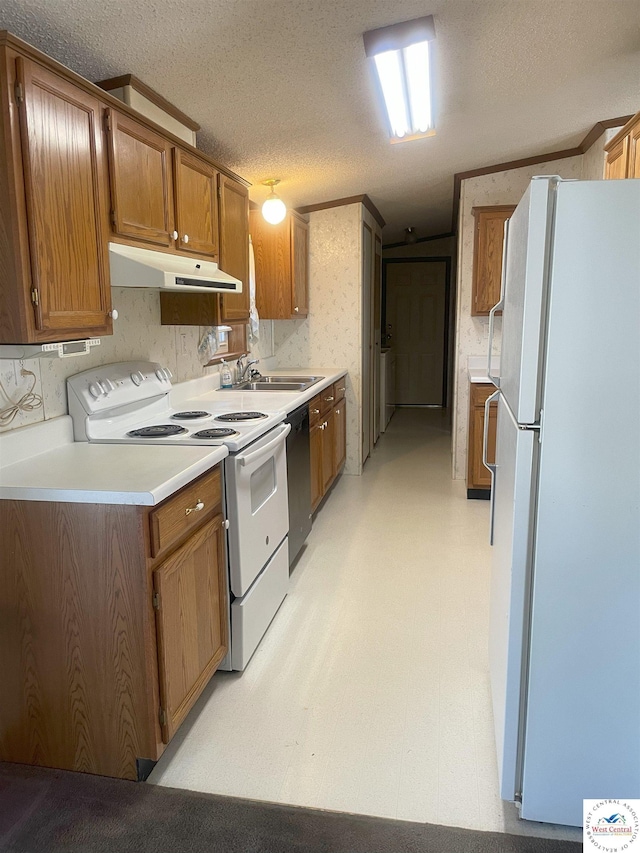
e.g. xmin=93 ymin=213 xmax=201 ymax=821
xmin=262 ymin=179 xmax=287 ymax=224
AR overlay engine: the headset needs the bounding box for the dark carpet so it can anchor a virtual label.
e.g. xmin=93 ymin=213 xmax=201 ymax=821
xmin=0 ymin=762 xmax=582 ymax=853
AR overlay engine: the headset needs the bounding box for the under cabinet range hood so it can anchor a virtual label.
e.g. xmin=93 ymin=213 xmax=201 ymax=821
xmin=109 ymin=243 xmax=242 ymax=293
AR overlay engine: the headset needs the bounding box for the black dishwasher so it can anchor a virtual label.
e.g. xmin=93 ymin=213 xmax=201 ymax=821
xmin=285 ymin=404 xmax=312 ymax=567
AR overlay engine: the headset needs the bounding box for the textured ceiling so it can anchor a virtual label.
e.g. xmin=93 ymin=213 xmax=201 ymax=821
xmin=2 ymin=0 xmax=640 ymax=241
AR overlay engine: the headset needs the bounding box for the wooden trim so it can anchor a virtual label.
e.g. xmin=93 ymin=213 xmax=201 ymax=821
xmin=296 ymin=193 xmax=386 ymax=228
xmin=604 ymin=110 xmax=640 ymax=152
xmin=451 ymin=115 xmax=634 ymax=232
xmin=0 ymin=30 xmax=250 ymax=188
xmin=96 ymin=74 xmax=201 ymax=131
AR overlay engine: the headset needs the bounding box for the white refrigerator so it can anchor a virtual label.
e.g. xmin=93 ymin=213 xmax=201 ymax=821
xmin=485 ymin=176 xmax=640 ymax=826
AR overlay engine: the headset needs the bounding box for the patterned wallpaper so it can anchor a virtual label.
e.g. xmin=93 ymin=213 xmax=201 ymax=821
xmin=273 ymin=204 xmax=365 ymax=475
xmin=0 ymin=287 xmax=272 ymax=433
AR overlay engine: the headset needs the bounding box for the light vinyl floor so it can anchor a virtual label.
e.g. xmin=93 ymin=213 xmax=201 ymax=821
xmin=149 ymin=409 xmax=581 ymax=843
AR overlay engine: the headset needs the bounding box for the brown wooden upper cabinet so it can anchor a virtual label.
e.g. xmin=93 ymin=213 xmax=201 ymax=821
xmin=251 ymin=209 xmax=309 ymax=319
xmin=0 ymin=49 xmax=113 ymax=343
xmin=604 ymin=111 xmax=640 ymax=180
xmin=173 ymin=148 xmax=219 ymax=257
xmin=106 ymin=108 xmax=175 ymax=247
xmin=219 ymin=174 xmax=250 ymax=322
xmin=471 ymin=205 xmax=515 ymax=316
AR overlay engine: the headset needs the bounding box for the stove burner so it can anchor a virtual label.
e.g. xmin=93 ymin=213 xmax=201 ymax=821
xmin=172 ymin=411 xmax=211 ymax=420
xmin=127 ymin=424 xmax=188 ymax=438
xmin=215 ymin=411 xmax=268 ymax=422
xmin=193 ymin=428 xmax=239 ymax=439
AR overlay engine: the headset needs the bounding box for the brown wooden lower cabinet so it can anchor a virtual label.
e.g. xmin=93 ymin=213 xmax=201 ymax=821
xmin=467 ymin=382 xmax=497 ymax=498
xmin=0 ymin=465 xmax=227 ymax=780
xmin=309 ymin=383 xmax=347 ymax=512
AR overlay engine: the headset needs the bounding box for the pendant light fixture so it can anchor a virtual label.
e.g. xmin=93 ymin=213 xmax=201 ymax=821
xmin=261 ymin=179 xmax=287 ymax=224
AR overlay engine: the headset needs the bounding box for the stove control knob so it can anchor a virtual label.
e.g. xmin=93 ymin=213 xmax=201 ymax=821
xmin=89 ymin=382 xmax=103 ymax=399
xmin=100 ymin=379 xmax=115 ymax=394
xmin=131 ymin=371 xmax=145 ymax=386
xmin=163 ymin=367 xmax=173 ymax=381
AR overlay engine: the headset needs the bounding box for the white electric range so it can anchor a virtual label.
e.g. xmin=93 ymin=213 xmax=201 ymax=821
xmin=67 ymin=361 xmax=291 ymax=671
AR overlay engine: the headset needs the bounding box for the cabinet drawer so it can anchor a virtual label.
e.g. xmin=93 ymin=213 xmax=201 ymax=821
xmin=319 ymin=384 xmax=337 ymax=414
xmin=309 ymin=393 xmax=323 ymax=426
xmin=333 ymin=378 xmax=346 ymax=401
xmin=149 ymin=467 xmax=222 ymax=557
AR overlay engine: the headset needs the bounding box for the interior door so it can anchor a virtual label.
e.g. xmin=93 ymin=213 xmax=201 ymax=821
xmin=386 ymin=261 xmax=447 ymax=405
xmin=489 ymin=394 xmax=537 ymax=801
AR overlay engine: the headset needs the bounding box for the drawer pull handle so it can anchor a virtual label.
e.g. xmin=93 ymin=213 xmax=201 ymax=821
xmin=311 ymin=408 xmax=320 ymax=414
xmin=337 ymin=386 xmax=345 ymax=393
xmin=325 ymin=395 xmax=334 ymax=402
xmin=185 ymin=500 xmax=205 ymax=516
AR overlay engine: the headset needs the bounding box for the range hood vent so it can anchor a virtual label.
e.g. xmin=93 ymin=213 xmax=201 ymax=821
xmin=109 ymin=243 xmax=242 ymax=293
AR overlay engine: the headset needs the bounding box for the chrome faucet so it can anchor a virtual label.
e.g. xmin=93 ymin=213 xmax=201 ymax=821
xmin=236 ymin=355 xmax=260 ymax=383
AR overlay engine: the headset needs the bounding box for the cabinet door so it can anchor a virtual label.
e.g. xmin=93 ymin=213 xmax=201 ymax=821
xmin=290 ymin=213 xmax=309 ymax=317
xmin=106 ymin=109 xmax=174 ymax=247
xmin=321 ymin=415 xmax=335 ymax=494
xmin=153 ymin=515 xmax=227 ymax=743
xmin=173 ymin=149 xmax=218 ymax=257
xmin=467 ymin=385 xmax=497 ymax=491
xmin=332 ymin=401 xmax=346 ymax=474
xmin=251 ymin=209 xmax=292 ymax=319
xmin=310 ymin=421 xmax=323 ymax=511
xmin=219 ymin=175 xmax=250 ymax=322
xmin=16 ymin=58 xmax=112 ymax=336
xmin=604 ymin=134 xmax=629 ymax=180
xmin=471 ymin=206 xmax=515 ymax=316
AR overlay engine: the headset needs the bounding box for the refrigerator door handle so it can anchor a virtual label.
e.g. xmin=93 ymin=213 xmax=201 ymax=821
xmin=487 ymin=219 xmax=510 ymax=388
xmin=483 ymin=389 xmax=501 ymax=545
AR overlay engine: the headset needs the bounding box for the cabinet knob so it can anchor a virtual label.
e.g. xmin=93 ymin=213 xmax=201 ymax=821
xmin=336 ymin=408 xmax=340 ymax=414
xmin=325 ymin=395 xmax=334 ymax=402
xmin=172 ymin=230 xmax=178 ymax=240
xmin=294 ymin=306 xmax=299 ymax=313
xmin=185 ymin=499 xmax=204 ymax=516
xmin=183 ymin=234 xmax=189 ymax=244
xmin=108 ymin=308 xmax=118 ymax=320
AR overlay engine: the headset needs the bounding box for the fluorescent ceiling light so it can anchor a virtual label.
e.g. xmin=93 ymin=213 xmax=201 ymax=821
xmin=363 ymin=16 xmax=435 ymax=142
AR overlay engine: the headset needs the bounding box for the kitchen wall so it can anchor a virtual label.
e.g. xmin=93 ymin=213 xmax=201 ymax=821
xmin=451 ymin=127 xmax=624 ymax=480
xmin=0 ymin=288 xmax=272 ymax=434
xmin=272 ymin=203 xmax=364 ymax=475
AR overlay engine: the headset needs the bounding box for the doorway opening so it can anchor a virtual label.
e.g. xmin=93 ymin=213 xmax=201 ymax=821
xmin=382 ymin=257 xmax=452 ymax=409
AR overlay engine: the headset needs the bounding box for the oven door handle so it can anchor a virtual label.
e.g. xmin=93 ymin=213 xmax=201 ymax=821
xmin=238 ymin=423 xmax=291 ymax=467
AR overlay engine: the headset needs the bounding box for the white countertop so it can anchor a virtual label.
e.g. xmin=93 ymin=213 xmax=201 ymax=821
xmin=467 ymin=356 xmax=500 ymax=384
xmin=174 ymin=367 xmax=348 ymax=414
xmin=0 ymin=367 xmax=347 ymax=505
xmin=0 ymin=428 xmax=227 ymax=505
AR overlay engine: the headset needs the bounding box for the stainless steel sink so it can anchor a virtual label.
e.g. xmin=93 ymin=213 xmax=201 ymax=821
xmin=226 ymin=375 xmax=324 ymax=392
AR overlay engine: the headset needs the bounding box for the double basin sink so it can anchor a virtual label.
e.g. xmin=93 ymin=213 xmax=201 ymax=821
xmin=227 ymin=375 xmax=324 ymax=392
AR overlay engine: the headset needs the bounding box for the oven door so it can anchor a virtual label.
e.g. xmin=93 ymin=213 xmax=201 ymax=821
xmin=226 ymin=422 xmax=291 ymax=597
